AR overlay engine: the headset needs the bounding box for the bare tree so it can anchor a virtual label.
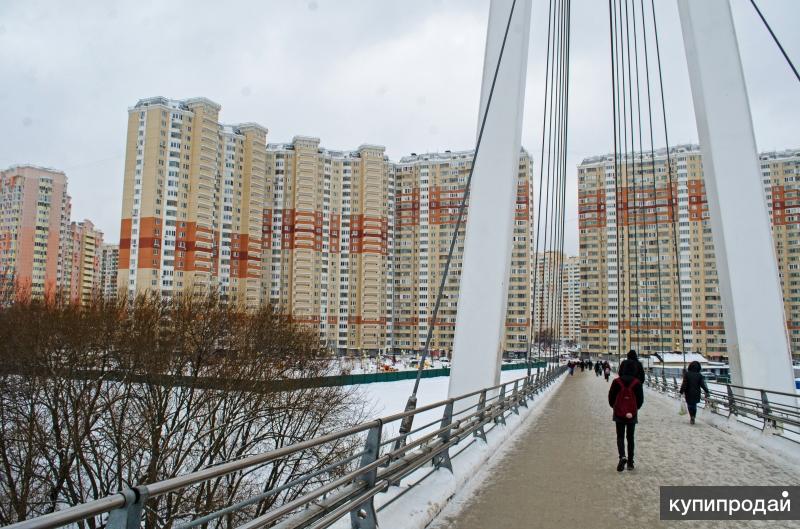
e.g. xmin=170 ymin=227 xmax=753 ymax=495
xmin=0 ymin=290 xmax=367 ymax=528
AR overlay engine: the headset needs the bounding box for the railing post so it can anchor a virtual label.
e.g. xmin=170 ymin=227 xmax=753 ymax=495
xmin=474 ymin=390 xmax=488 ymax=442
xmin=760 ymin=389 xmax=779 ymax=431
xmin=432 ymin=401 xmax=454 ymax=473
xmin=518 ymin=379 xmax=528 ymax=409
xmin=512 ymin=381 xmax=520 ymax=414
xmin=661 ymin=372 xmax=667 ymax=392
xmin=672 ymin=377 xmax=679 ymax=396
xmin=726 ymin=384 xmax=738 ymax=418
xmin=350 ymin=423 xmax=382 ymax=529
xmin=107 ymin=487 xmax=149 ymax=529
xmin=495 ymin=385 xmax=507 ymax=425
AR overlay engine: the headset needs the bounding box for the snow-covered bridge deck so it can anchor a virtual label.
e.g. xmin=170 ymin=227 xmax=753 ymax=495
xmin=431 ymin=372 xmax=799 ymax=529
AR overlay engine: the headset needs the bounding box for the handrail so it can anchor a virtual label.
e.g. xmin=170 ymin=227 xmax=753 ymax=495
xmin=643 ymin=372 xmax=800 ymax=444
xmin=725 ymin=383 xmax=800 ymax=400
xmin=4 ymin=366 xmax=567 ymax=529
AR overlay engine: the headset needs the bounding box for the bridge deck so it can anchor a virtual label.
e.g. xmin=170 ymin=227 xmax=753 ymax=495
xmin=432 ymin=371 xmax=797 ymax=529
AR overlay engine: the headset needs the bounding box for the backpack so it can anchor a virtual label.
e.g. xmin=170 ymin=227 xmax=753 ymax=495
xmin=604 ymin=366 xmax=611 ymax=375
xmin=613 ymin=378 xmax=640 ymax=419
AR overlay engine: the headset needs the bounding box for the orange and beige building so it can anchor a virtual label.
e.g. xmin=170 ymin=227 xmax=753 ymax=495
xmin=578 ymin=144 xmax=727 ymax=359
xmin=761 ymin=148 xmax=800 ymax=360
xmin=118 ymin=97 xmax=267 ymax=307
xmin=530 ymin=251 xmax=580 ymax=347
xmin=562 ymin=254 xmax=581 ymax=345
xmin=99 ymin=243 xmax=119 ymax=301
xmin=392 ymin=149 xmax=535 ymax=356
xmin=264 ymin=138 xmax=394 ymax=354
xmin=0 ymin=165 xmax=72 ymax=299
xmin=64 ymin=219 xmax=103 ymax=305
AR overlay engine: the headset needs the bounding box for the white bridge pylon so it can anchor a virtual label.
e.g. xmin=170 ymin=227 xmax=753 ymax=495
xmin=448 ymin=0 xmax=532 ymax=401
xmin=449 ymin=0 xmax=796 ymax=400
xmin=678 ymin=0 xmax=795 ymax=398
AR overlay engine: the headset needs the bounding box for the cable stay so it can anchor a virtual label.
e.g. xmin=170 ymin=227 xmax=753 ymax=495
xmin=608 ymin=0 xmax=686 ymax=367
xmin=749 ymin=0 xmax=800 ymax=84
xmin=527 ymin=0 xmax=571 ymax=373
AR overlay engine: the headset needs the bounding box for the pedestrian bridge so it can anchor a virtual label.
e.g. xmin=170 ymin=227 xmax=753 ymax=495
xmin=432 ymin=372 xmax=798 ymax=529
xmin=8 ymin=367 xmax=798 ymax=529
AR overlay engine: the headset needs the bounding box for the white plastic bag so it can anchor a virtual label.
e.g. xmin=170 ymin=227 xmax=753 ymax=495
xmin=678 ymin=400 xmax=688 ymax=416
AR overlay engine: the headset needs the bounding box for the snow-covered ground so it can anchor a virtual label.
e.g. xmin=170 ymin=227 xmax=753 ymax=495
xmin=330 ymin=357 xmax=532 ymax=375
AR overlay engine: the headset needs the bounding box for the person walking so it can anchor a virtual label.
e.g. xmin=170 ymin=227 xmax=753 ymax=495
xmin=608 ymin=360 xmax=644 ymax=471
xmin=679 ymin=360 xmax=710 ymax=425
xmin=568 ymin=361 xmax=574 ymax=376
xmin=595 ymin=360 xmax=602 ymax=377
xmin=626 ymin=349 xmax=646 ymax=384
xmin=603 ymin=361 xmax=611 ymax=382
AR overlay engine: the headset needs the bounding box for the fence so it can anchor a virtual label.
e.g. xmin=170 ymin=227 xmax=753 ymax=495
xmin=6 ymin=367 xmax=567 ymax=529
xmin=0 ymin=361 xmax=547 ymax=394
xmin=645 ymin=372 xmax=800 ymax=444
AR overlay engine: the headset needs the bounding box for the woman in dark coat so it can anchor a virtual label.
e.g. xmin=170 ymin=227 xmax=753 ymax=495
xmin=679 ymin=360 xmax=710 ymax=425
xmin=608 ymin=360 xmax=644 ymax=471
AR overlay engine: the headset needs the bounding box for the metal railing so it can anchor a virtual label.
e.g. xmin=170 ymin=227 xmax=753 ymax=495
xmin=6 ymin=367 xmax=566 ymax=529
xmin=645 ymin=372 xmax=800 ymax=443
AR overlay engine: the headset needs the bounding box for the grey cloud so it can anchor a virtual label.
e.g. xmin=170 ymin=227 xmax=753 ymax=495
xmin=0 ymin=0 xmax=797 ymax=256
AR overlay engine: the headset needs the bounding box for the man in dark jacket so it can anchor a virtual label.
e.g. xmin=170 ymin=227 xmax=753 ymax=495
xmin=608 ymin=359 xmax=644 ymax=471
xmin=626 ymin=349 xmax=646 ymax=384
xmin=680 ymin=360 xmax=710 ymax=424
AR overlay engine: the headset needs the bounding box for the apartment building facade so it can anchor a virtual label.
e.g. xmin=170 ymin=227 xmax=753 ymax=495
xmin=578 ymin=145 xmax=727 ymax=359
xmin=116 ymin=98 xmax=543 ymax=356
xmin=761 ymin=149 xmax=800 ymax=360
xmin=392 ymin=149 xmax=535 ymax=356
xmin=118 ymin=97 xmax=267 ymax=307
xmin=264 ymin=137 xmax=394 ymax=354
xmin=530 ymin=251 xmax=579 ymax=347
xmin=64 ymin=219 xmax=103 ymax=305
xmin=0 ymin=165 xmax=72 ymax=299
xmin=562 ymin=255 xmax=581 ymax=345
xmin=99 ymin=243 xmax=119 ymax=301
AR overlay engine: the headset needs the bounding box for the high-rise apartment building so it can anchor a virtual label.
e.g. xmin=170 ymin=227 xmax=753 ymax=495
xmin=64 ymin=219 xmax=103 ymax=305
xmin=578 ymin=144 xmax=727 ymax=359
xmin=530 ymin=251 xmax=579 ymax=347
xmin=0 ymin=165 xmax=72 ymax=299
xmin=392 ymin=149 xmax=534 ymax=356
xmin=761 ymin=149 xmax=800 ymax=360
xmin=99 ymin=243 xmax=119 ymax=301
xmin=562 ymin=255 xmax=581 ymax=345
xmin=264 ymin=137 xmax=394 ymax=354
xmin=118 ymin=97 xmax=267 ymax=307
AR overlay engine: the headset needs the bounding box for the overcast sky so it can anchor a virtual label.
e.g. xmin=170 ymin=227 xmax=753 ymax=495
xmin=0 ymin=0 xmax=797 ymax=254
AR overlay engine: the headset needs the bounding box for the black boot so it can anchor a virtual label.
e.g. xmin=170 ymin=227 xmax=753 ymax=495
xmin=617 ymin=457 xmax=627 ymax=472
xmin=627 ymin=459 xmax=635 ymax=470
